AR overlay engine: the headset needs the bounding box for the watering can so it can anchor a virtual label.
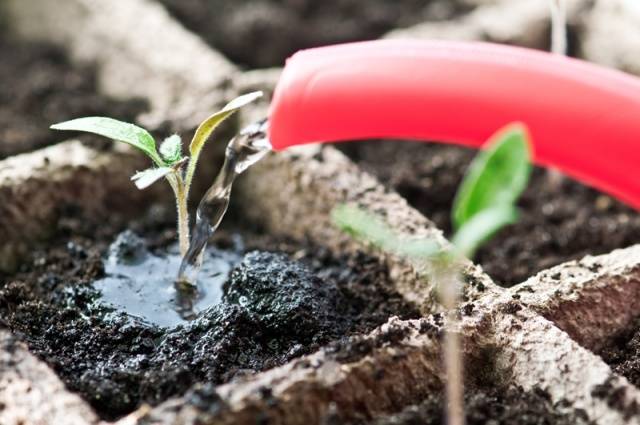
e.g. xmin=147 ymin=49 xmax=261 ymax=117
xmin=268 ymin=40 xmax=640 ymax=210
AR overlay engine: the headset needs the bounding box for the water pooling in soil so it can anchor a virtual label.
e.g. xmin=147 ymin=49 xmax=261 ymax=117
xmin=18 ymin=230 xmax=414 ymax=418
xmin=178 ymin=119 xmax=271 ymax=286
xmin=1 ymin=154 xmax=418 ymax=418
xmin=93 ymin=231 xmax=242 ymax=328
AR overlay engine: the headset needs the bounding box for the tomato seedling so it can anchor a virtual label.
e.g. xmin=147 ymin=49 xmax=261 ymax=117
xmin=332 ymin=123 xmax=532 ymax=425
xmin=51 ymin=92 xmax=262 ymax=257
xmin=333 ymin=123 xmax=531 ymax=261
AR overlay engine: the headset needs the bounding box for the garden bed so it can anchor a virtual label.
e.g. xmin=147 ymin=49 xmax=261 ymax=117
xmin=599 ymin=317 xmax=640 ymax=390
xmin=0 ymin=1 xmax=451 ymax=417
xmin=1 ymin=201 xmax=417 ymax=420
xmin=2 ymin=1 xmax=640 ymax=424
xmin=367 ymin=385 xmax=589 ymax=425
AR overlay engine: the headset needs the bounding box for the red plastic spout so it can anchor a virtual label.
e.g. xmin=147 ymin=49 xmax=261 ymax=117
xmin=268 ymin=40 xmax=640 ymax=210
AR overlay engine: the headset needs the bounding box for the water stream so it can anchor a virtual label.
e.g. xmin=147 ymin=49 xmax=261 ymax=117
xmin=177 ymin=119 xmax=271 ymax=287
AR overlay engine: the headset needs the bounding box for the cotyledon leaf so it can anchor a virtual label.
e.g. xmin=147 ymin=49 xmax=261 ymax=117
xmin=131 ymin=167 xmax=174 ymax=190
xmin=331 ymin=204 xmax=440 ymax=259
xmin=189 ymin=91 xmax=263 ymax=159
xmin=51 ymin=117 xmax=164 ymax=166
xmin=451 ymin=205 xmax=518 ymax=259
xmin=451 ymin=123 xmax=532 ymax=231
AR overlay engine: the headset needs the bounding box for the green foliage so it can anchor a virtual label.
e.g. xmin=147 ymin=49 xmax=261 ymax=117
xmin=50 ymin=91 xmax=262 ymax=192
xmin=159 ymin=135 xmax=183 ymax=164
xmin=452 ymin=123 xmax=531 ymax=231
xmin=189 ymin=92 xmax=263 ymax=163
xmin=332 ymin=123 xmax=531 ymax=424
xmin=50 ymin=92 xmax=263 ymax=256
xmin=332 ymin=122 xmax=532 ymax=264
xmin=331 ymin=204 xmax=397 ymax=250
xmin=185 ymin=91 xmax=263 ymax=190
xmin=331 ymin=204 xmax=440 ymax=259
xmin=131 ymin=167 xmax=174 ymax=190
xmin=451 ymin=205 xmax=518 ymax=258
xmin=51 ymin=117 xmax=164 ymax=166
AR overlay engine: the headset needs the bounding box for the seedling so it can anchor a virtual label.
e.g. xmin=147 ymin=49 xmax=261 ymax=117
xmin=549 ymin=0 xmax=568 ymax=56
xmin=332 ymin=123 xmax=532 ymax=425
xmin=547 ymin=0 xmax=567 ymax=186
xmin=51 ymin=91 xmax=263 ymax=257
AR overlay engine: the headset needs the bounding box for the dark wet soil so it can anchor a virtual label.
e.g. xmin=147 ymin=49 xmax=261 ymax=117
xmin=338 ymin=141 xmax=640 ymax=286
xmin=0 ymin=35 xmax=147 ymax=158
xmin=363 ymin=386 xmax=592 ymax=425
xmin=599 ymin=317 xmax=640 ymax=390
xmin=0 ymin=204 xmax=418 ymax=420
xmin=158 ymin=0 xmax=471 ymax=68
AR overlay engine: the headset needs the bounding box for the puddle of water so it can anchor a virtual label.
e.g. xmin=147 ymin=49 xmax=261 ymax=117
xmin=93 ymin=231 xmax=242 ymax=328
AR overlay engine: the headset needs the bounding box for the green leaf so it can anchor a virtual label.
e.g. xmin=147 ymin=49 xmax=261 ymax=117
xmin=160 ymin=134 xmax=183 ymax=164
xmin=331 ymin=204 xmax=439 ymax=259
xmin=451 ymin=205 xmax=518 ymax=259
xmin=332 ymin=204 xmax=396 ymax=249
xmin=395 ymin=239 xmax=440 ymax=259
xmin=131 ymin=167 xmax=173 ymax=190
xmin=51 ymin=117 xmax=163 ymax=166
xmin=189 ymin=91 xmax=263 ymax=159
xmin=452 ymin=123 xmax=532 ymax=230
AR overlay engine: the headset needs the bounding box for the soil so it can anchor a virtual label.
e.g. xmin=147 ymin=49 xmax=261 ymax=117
xmin=338 ymin=141 xmax=640 ymax=287
xmin=0 ymin=34 xmax=147 ymax=158
xmin=0 ymin=204 xmax=418 ymax=420
xmin=599 ymin=317 xmax=640 ymax=391
xmin=158 ymin=0 xmax=471 ymax=68
xmin=355 ymin=385 xmax=593 ymax=425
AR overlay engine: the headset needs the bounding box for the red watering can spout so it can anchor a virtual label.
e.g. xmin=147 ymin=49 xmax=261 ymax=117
xmin=267 ymin=40 xmax=640 ymax=210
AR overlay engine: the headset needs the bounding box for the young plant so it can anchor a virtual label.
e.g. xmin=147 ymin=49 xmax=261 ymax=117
xmin=50 ymin=91 xmax=263 ymax=257
xmin=332 ymin=123 xmax=532 ymax=425
xmin=547 ymin=0 xmax=567 ymax=186
xmin=549 ymin=0 xmax=568 ymax=56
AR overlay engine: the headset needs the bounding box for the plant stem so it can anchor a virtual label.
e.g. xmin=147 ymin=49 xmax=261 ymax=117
xmin=166 ymin=173 xmax=190 ymax=257
xmin=438 ymin=267 xmax=465 ymax=425
xmin=176 ymin=155 xmax=201 ymax=258
xmin=547 ymin=0 xmax=567 ymax=188
xmin=549 ymin=0 xmax=567 ymax=56
xmin=183 ymin=152 xmax=200 ymax=212
xmin=175 ymin=178 xmax=190 ymax=257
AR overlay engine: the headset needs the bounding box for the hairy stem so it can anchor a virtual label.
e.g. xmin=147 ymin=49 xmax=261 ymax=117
xmin=183 ymin=152 xmax=200 ymax=211
xmin=166 ymin=173 xmax=190 ymax=257
xmin=438 ymin=267 xmax=464 ymax=425
xmin=175 ymin=179 xmax=190 ymax=257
